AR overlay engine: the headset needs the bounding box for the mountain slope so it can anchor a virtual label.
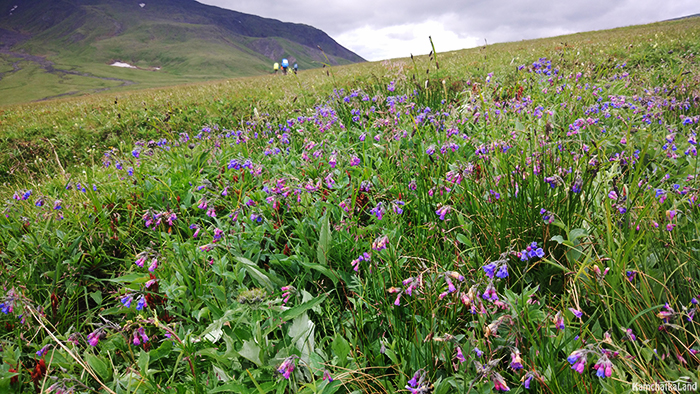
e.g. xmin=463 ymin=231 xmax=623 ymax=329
xmin=0 ymin=0 xmax=364 ymax=104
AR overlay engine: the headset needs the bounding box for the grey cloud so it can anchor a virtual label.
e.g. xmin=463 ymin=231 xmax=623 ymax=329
xmin=198 ymin=0 xmax=699 ymax=58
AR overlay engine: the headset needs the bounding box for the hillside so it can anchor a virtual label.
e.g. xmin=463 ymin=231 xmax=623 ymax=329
xmin=0 ymin=13 xmax=699 ymax=394
xmin=0 ymin=0 xmax=364 ymax=104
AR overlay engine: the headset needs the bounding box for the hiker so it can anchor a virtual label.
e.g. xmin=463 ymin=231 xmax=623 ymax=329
xmin=293 ymin=63 xmax=298 ymax=74
xmin=273 ymin=62 xmax=279 ymax=74
xmin=281 ymin=58 xmax=289 ymax=75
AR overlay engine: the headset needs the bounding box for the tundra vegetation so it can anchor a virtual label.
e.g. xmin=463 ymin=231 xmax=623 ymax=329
xmin=0 ymin=16 xmax=699 ymax=394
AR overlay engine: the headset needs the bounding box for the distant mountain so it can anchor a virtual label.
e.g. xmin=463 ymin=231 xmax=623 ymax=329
xmin=0 ymin=0 xmax=364 ymax=102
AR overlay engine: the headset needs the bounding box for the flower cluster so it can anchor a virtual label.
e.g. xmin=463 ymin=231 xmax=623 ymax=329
xmin=519 ymin=242 xmax=545 ymax=262
xmin=405 ymin=369 xmax=432 ymax=394
xmin=277 ymin=355 xmax=298 ymax=379
xmin=350 ymin=252 xmax=371 ymax=272
xmin=567 ymin=347 xmax=615 ymax=378
xmin=388 ymin=275 xmax=422 ymax=306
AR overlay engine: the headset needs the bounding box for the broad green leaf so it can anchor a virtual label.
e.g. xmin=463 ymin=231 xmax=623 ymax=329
xmin=234 ymin=257 xmax=275 ymax=292
xmin=89 ymin=291 xmax=102 ymax=305
xmin=137 ymin=350 xmax=150 ymax=373
xmin=279 ymin=294 xmax=327 ymax=322
xmin=331 ymin=334 xmax=350 ymax=365
xmin=85 ymin=354 xmax=112 ymax=381
xmin=550 ymin=235 xmax=565 ymax=244
xmin=239 ymin=340 xmax=262 ymax=367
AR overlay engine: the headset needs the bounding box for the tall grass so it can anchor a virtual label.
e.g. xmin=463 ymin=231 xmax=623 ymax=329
xmin=0 ymin=16 xmax=699 ymax=394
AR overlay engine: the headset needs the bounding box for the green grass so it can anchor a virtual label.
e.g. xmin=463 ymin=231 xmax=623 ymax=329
xmin=0 ymin=16 xmax=698 ymax=394
xmin=0 ymin=0 xmax=363 ymax=105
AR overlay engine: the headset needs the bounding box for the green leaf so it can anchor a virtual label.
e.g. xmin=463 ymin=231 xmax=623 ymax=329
xmin=550 ymin=235 xmax=565 ymax=244
xmin=89 ymin=291 xmax=102 ymax=305
xmin=137 ymin=350 xmax=150 ymax=373
xmin=331 ymin=334 xmax=350 ymax=366
xmin=208 ymin=382 xmax=248 ymax=393
xmin=299 ymin=258 xmax=338 ymax=286
xmin=246 ymin=369 xmax=266 ymax=394
xmin=279 ymin=294 xmax=328 ymax=322
xmin=107 ymin=273 xmax=149 ymax=284
xmin=212 ymin=365 xmax=231 ymax=382
xmin=568 ymin=228 xmax=587 ymax=241
xmin=239 ymin=340 xmax=262 ymax=367
xmin=85 ymin=354 xmax=112 ymax=381
xmin=317 ymin=213 xmax=331 ymax=266
xmin=456 ymin=233 xmax=472 ymax=246
xmin=149 ymin=340 xmax=172 ymax=363
xmin=234 ymin=257 xmax=274 ymax=293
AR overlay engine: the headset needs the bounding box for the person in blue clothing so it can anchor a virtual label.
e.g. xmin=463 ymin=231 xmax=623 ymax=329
xmin=281 ymin=58 xmax=289 ymax=74
xmin=293 ymin=63 xmax=298 ymax=74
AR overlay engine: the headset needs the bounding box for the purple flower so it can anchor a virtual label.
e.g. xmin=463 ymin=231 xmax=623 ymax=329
xmin=36 ymin=344 xmax=50 ymax=357
xmin=121 ymin=294 xmax=133 ymax=308
xmin=372 ymin=235 xmax=389 ymax=251
xmin=493 ymin=372 xmax=510 ymax=392
xmin=483 ymin=262 xmax=497 ymax=278
xmin=482 ymin=283 xmax=498 ymax=301
xmin=136 ymin=295 xmax=147 ymax=311
xmin=277 ymin=356 xmax=297 ymax=379
xmin=213 ymin=228 xmax=224 ymax=242
xmin=323 ymin=370 xmax=333 ymax=382
xmin=148 ymin=258 xmax=158 ymax=272
xmin=568 ymin=308 xmax=583 ymax=319
xmin=568 ymin=350 xmax=587 ymax=374
xmin=553 ymin=311 xmax=565 ymax=330
xmin=474 ymin=347 xmax=484 ymax=357
xmin=137 ymin=327 xmax=149 ymax=343
xmin=496 ymin=265 xmax=509 ymax=279
xmin=370 ymin=202 xmax=385 ymax=220
xmin=510 ymin=350 xmax=524 ymax=370
xmin=392 ymin=200 xmax=405 ymax=214
xmin=406 ymin=370 xmax=432 ymax=393
xmin=87 ymin=330 xmax=102 ymax=347
xmin=135 ymin=255 xmax=146 ymax=268
xmin=206 ymin=207 xmax=216 ymax=217
xmin=593 ymin=355 xmax=613 ymax=378
xmin=455 ymin=346 xmax=466 ymax=363
xmin=571 ymin=175 xmax=583 ymax=193
xmin=435 ymin=205 xmax=451 ymax=220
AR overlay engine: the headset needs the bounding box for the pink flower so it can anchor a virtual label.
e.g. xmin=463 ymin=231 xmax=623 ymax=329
xmin=323 ymin=370 xmax=333 ymax=382
xmin=148 ymin=258 xmax=158 ymax=272
xmin=277 ymin=356 xmax=297 ymax=379
xmin=492 ymin=373 xmax=510 ymax=391
xmin=87 ymin=330 xmax=103 ymax=347
xmin=455 ymin=346 xmax=466 ymax=363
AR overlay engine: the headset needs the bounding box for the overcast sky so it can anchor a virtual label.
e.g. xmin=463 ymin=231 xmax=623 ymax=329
xmin=198 ymin=0 xmax=699 ymax=61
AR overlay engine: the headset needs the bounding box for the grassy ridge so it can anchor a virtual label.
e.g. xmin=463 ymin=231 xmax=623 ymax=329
xmin=0 ymin=16 xmax=698 ymax=393
xmin=0 ymin=0 xmax=363 ymax=105
xmin=2 ymin=17 xmax=698 ymax=182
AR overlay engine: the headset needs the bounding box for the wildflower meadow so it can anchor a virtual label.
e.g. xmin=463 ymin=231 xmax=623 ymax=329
xmin=1 ymin=17 xmax=699 ymax=394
